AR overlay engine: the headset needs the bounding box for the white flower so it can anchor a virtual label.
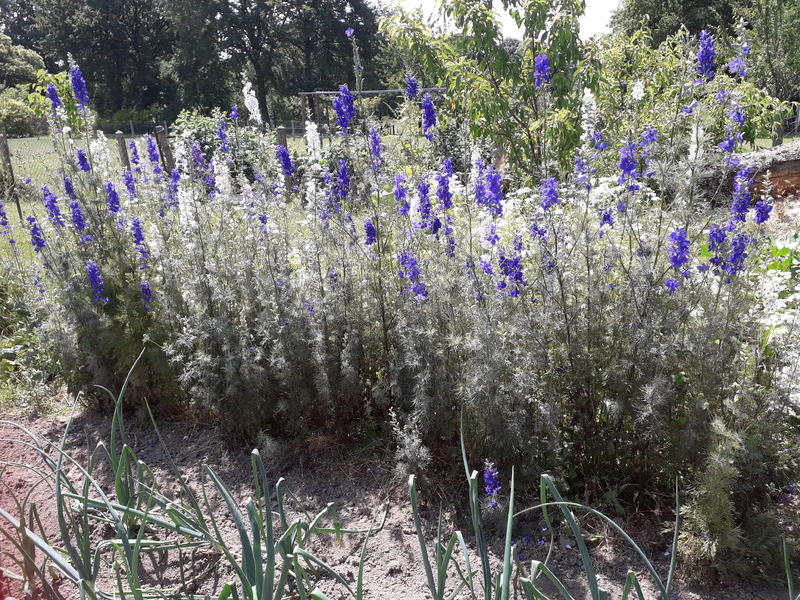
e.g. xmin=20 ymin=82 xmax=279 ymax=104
xmin=243 ymin=80 xmax=262 ymax=125
xmin=580 ymin=88 xmax=597 ymax=133
xmin=305 ymin=121 xmax=322 ymax=164
xmin=631 ymin=80 xmax=645 ymax=101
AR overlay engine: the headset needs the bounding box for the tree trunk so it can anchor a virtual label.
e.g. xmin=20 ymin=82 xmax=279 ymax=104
xmin=252 ymin=64 xmax=272 ymax=128
xmin=773 ymin=121 xmax=784 ymax=147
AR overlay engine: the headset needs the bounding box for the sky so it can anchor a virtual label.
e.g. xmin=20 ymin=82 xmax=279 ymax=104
xmin=392 ymin=0 xmax=621 ymax=40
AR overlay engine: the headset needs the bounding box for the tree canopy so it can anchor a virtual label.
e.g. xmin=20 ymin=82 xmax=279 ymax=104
xmin=609 ymin=0 xmax=739 ymax=46
xmin=17 ymin=0 xmax=384 ymax=123
xmin=0 ymin=31 xmax=44 ymax=88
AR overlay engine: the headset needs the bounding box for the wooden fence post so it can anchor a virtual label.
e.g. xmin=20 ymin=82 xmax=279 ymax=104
xmin=115 ymin=131 xmax=130 ymax=171
xmin=276 ymin=125 xmax=288 ymax=147
xmin=154 ymin=125 xmax=175 ymax=173
xmin=0 ymin=133 xmax=23 ymax=222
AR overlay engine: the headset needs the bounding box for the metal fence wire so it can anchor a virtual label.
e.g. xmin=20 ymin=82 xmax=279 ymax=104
xmin=6 ymin=137 xmax=62 ymax=188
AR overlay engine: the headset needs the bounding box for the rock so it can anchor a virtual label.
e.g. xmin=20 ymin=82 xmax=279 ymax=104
xmin=559 ymin=535 xmax=576 ymax=551
xmin=387 ymin=560 xmax=402 ymax=574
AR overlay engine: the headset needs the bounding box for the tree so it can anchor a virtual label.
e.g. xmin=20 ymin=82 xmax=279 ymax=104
xmin=386 ymin=0 xmax=597 ymax=176
xmin=0 ymin=32 xmax=44 ymax=88
xmin=0 ymin=0 xmax=40 ymax=53
xmin=166 ymin=0 xmax=241 ymax=113
xmin=738 ymin=0 xmax=800 ymax=104
xmin=34 ymin=0 xmax=177 ymax=117
xmin=217 ymin=0 xmax=382 ymax=126
xmin=216 ymin=0 xmax=292 ymax=127
xmin=610 ymin=0 xmax=739 ymax=46
xmin=285 ymin=0 xmax=381 ymax=92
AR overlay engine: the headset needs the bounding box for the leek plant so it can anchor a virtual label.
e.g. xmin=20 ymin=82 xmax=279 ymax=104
xmin=0 ymin=353 xmax=386 ymax=599
xmin=405 ymin=423 xmax=682 ymax=600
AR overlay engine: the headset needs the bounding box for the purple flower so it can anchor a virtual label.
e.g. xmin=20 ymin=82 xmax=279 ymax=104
xmin=665 ymin=278 xmax=680 ymax=291
xmin=27 ymin=216 xmax=46 ymax=252
xmin=618 ymin=142 xmax=640 ymax=191
xmin=345 ymin=27 xmax=354 ymax=37
xmin=42 ymin=186 xmax=65 ymax=229
xmin=730 ymin=167 xmax=752 ymax=227
xmin=86 ymin=260 xmax=108 ymax=303
xmin=336 ymin=159 xmax=350 ymax=199
xmin=682 ymin=100 xmax=698 ymax=115
xmin=46 ymin=84 xmax=63 ymax=113
xmin=333 ymin=84 xmax=356 ymax=134
xmin=480 ymin=256 xmax=494 ymax=274
xmin=69 ymin=66 xmax=90 ymax=105
xmin=398 ymin=250 xmax=427 ymax=301
xmin=33 ymin=271 xmax=45 ymax=299
xmin=753 ymin=201 xmax=772 ymax=224
xmin=728 ymin=42 xmax=750 ymax=79
xmin=140 ymin=281 xmax=152 ymax=311
xmin=69 ymin=197 xmax=90 ymax=243
xmin=77 ymin=149 xmax=91 ymax=172
xmin=483 ymin=166 xmax=503 ymax=216
xmin=145 ymin=135 xmax=163 ymax=177
xmin=540 ymin=177 xmax=560 ymax=210
xmin=230 ymin=104 xmax=239 ymax=119
xmin=442 ymin=157 xmax=453 ymax=177
xmin=405 ymin=74 xmax=418 ymax=99
xmin=164 ymin=169 xmax=180 ymax=210
xmin=129 ymin=140 xmax=140 ymax=169
xmin=708 ymin=224 xmax=727 ymax=251
xmin=131 ymin=217 xmax=149 ymax=265
xmin=725 ymin=234 xmax=751 ymax=275
xmin=497 ymin=236 xmax=527 ymax=296
xmin=276 ymin=145 xmax=294 ymax=177
xmin=0 ymin=199 xmax=10 ymax=232
xmin=719 ymin=137 xmax=735 ymax=153
xmin=640 ymin=125 xmax=658 ymax=147
xmin=484 ymin=461 xmax=501 ymax=509
xmin=369 ymin=128 xmax=382 ymax=174
xmin=436 ymin=170 xmax=453 ymax=210
xmin=217 ymin=120 xmax=230 ymax=152
xmin=105 ymin=181 xmax=120 ymax=216
xmin=599 ymin=208 xmax=614 ymax=227
xmin=61 ymin=173 xmax=76 ymax=199
xmin=394 ymin=174 xmax=409 ymax=215
xmin=574 ymin=155 xmax=591 ymax=191
xmin=534 ymin=53 xmax=551 ymax=89
xmin=421 ymin=93 xmax=436 ymax=141
xmin=530 ymin=222 xmax=547 ymax=241
xmin=364 ymin=220 xmax=376 ymax=245
xmin=191 ymin=140 xmax=207 ymax=173
xmin=591 ymin=125 xmax=609 ymax=151
xmin=123 ymin=170 xmax=136 ymax=199
xmin=668 ymin=229 xmax=691 ymax=269
xmin=728 ymin=106 xmax=745 ymax=127
xmin=417 ymin=178 xmax=432 ymax=227
xmin=485 ymin=223 xmax=500 ymax=246
xmin=696 ymin=30 xmax=716 ymax=82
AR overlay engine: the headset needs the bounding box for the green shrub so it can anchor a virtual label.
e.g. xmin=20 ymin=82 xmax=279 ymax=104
xmin=0 ymin=96 xmax=35 ymax=137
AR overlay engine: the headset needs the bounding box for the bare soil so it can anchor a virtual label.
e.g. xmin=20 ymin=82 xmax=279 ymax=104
xmin=0 ymin=395 xmax=795 ymax=600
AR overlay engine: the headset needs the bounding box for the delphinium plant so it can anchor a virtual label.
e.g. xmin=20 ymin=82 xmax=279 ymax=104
xmin=4 ymin=15 xmax=798 ymax=576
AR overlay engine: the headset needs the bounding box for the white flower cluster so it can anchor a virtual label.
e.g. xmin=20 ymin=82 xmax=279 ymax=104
xmin=243 ymin=80 xmax=262 ymax=125
xmin=89 ymin=131 xmax=114 ymax=182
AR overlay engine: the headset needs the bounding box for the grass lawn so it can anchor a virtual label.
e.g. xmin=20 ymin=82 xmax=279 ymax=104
xmin=752 ymin=131 xmax=800 ymax=149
